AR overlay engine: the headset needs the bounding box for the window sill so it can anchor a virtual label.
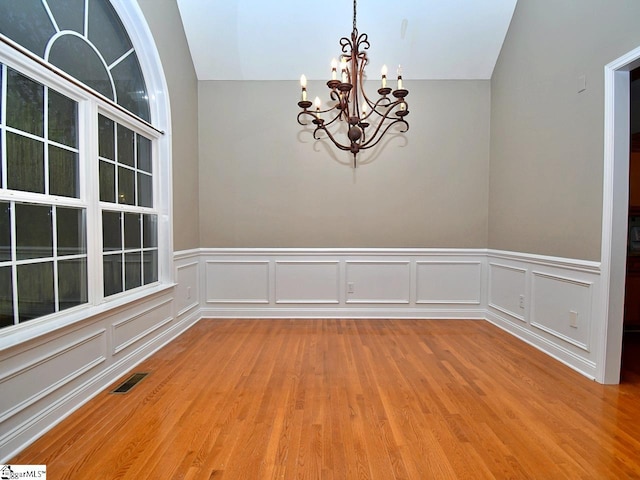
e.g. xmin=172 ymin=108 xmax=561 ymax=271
xmin=0 ymin=282 xmax=177 ymax=353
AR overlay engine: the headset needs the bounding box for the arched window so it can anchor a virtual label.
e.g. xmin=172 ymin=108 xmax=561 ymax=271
xmin=0 ymin=0 xmax=150 ymax=120
xmin=0 ymin=0 xmax=171 ymax=331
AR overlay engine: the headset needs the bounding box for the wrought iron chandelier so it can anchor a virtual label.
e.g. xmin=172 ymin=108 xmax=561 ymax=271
xmin=297 ymin=0 xmax=409 ymax=167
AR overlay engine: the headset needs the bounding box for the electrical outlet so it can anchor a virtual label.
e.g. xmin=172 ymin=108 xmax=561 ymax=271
xmin=347 ymin=282 xmax=355 ymax=294
xmin=187 ymin=286 xmax=191 ymax=299
xmin=569 ymin=310 xmax=578 ymax=328
xmin=519 ymin=295 xmax=525 ymax=309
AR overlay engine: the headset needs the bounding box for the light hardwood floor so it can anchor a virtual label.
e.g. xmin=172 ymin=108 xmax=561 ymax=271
xmin=11 ymin=319 xmax=640 ymax=479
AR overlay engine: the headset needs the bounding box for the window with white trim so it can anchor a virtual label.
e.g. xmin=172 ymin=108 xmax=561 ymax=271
xmin=98 ymin=114 xmax=158 ymax=297
xmin=0 ymin=0 xmax=168 ymax=331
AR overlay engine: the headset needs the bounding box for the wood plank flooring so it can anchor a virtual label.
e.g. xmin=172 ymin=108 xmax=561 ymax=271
xmin=10 ymin=319 xmax=640 ymax=479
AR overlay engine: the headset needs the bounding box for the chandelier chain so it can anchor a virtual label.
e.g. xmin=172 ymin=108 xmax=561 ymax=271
xmin=353 ymin=0 xmax=357 ymax=32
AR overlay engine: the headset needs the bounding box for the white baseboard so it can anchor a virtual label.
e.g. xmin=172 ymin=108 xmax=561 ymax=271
xmin=485 ymin=311 xmax=597 ymax=379
xmin=200 ymin=307 xmax=487 ymax=319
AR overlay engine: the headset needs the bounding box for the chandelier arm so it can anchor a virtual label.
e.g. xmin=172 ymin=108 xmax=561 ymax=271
xmin=362 ymin=96 xmax=393 ymax=120
xmin=313 ymin=125 xmax=352 ymax=151
xmin=298 ymin=103 xmax=342 ymax=126
xmin=360 ymin=119 xmax=410 ymax=150
xmin=371 ymin=97 xmax=402 ymax=125
xmin=327 ymin=90 xmax=352 ymax=122
xmin=329 ymin=90 xmax=341 ymax=102
xmin=297 ymin=110 xmax=316 ymax=126
xmin=360 ymin=99 xmax=407 ymax=139
xmin=319 ymin=111 xmax=345 ymax=129
xmin=298 ymin=106 xmax=345 ymax=128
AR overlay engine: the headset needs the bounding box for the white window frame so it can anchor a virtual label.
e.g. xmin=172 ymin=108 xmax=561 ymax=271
xmin=0 ymin=0 xmax=172 ymax=345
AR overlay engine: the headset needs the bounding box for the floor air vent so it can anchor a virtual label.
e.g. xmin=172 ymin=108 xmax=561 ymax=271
xmin=111 ymin=372 xmax=149 ymax=394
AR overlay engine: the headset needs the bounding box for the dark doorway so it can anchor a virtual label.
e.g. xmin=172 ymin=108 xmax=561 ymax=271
xmin=622 ymin=66 xmax=640 ymax=380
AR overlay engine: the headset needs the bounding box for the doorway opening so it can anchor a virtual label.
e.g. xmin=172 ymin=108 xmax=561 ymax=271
xmin=601 ymin=46 xmax=640 ymax=384
xmin=622 ymin=66 xmax=640 ymax=380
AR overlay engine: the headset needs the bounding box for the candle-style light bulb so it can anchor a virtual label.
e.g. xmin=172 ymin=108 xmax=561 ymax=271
xmin=381 ymin=64 xmax=388 ymax=88
xmin=300 ymin=74 xmax=307 ymax=101
xmin=331 ymin=58 xmax=338 ymax=81
xmin=314 ymin=96 xmax=321 ymax=119
xmin=397 ymin=65 xmax=403 ymax=90
xmin=340 ymin=57 xmax=348 ymax=83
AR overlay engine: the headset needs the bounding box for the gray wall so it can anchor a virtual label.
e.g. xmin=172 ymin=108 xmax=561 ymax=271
xmin=489 ymin=0 xmax=640 ymax=261
xmin=198 ymin=80 xmax=490 ymax=248
xmin=138 ymin=0 xmax=200 ymax=251
xmin=138 ymin=0 xmax=640 ymax=258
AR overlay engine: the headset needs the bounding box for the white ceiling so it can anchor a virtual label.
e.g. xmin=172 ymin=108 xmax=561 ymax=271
xmin=176 ymin=0 xmax=518 ymax=81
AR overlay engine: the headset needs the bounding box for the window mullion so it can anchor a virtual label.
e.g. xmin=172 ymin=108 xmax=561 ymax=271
xmin=52 ymin=206 xmax=59 ymax=311
xmin=83 ymin=99 xmax=102 ymax=305
xmin=114 ymin=122 xmax=119 ymax=205
xmin=133 ymin=132 xmax=138 ymax=207
xmin=44 ymin=86 xmax=50 ymax=196
xmin=9 ymin=201 xmax=17 ymax=325
xmin=1 ymin=63 xmax=6 ymax=190
xmin=139 ymin=214 xmax=144 ymax=285
xmin=120 ymin=214 xmax=125 ymax=292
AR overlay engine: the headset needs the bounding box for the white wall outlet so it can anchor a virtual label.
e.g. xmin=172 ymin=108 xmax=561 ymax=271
xmin=569 ymin=310 xmax=578 ymax=328
xmin=347 ymin=282 xmax=355 ymax=294
xmin=187 ymin=286 xmax=191 ymax=299
xmin=519 ymin=295 xmax=525 ymax=309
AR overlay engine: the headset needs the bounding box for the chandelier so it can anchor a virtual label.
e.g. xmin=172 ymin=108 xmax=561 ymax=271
xmin=297 ymin=0 xmax=409 ymax=167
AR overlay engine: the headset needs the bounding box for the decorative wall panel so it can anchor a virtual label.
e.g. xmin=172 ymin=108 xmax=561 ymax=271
xmin=530 ymin=271 xmax=592 ymax=351
xmin=275 ymin=261 xmax=340 ymax=304
xmin=345 ymin=261 xmax=411 ymax=304
xmin=0 ymin=330 xmax=106 ymax=423
xmin=488 ymin=262 xmax=527 ymax=321
xmin=175 ymin=260 xmax=199 ymax=316
xmin=205 ymin=261 xmax=269 ymax=303
xmin=112 ymin=298 xmax=173 ymax=354
xmin=416 ymin=261 xmax=482 ymax=304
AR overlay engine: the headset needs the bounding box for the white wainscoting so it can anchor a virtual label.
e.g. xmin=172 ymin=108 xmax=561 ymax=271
xmin=1 ymin=247 xmax=605 ymax=462
xmin=0 ymin=329 xmax=107 ymax=428
xmin=175 ymin=257 xmax=200 ymax=317
xmin=199 ymin=249 xmax=488 ymax=319
xmin=416 ymin=261 xmax=483 ymax=304
xmin=198 ymin=248 xmax=602 ymax=380
xmin=488 ymin=262 xmax=528 ymax=322
xmin=206 ymin=261 xmax=270 ymax=304
xmin=485 ymin=250 xmax=601 ymax=380
xmin=530 ymin=271 xmax=593 ymax=351
xmin=345 ymin=261 xmax=411 ymax=304
xmin=275 ymin=261 xmax=340 ymax=304
xmin=0 ymin=250 xmax=202 ymax=462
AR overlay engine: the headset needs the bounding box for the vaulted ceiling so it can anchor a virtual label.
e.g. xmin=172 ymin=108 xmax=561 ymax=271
xmin=176 ymin=0 xmax=518 ymax=81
